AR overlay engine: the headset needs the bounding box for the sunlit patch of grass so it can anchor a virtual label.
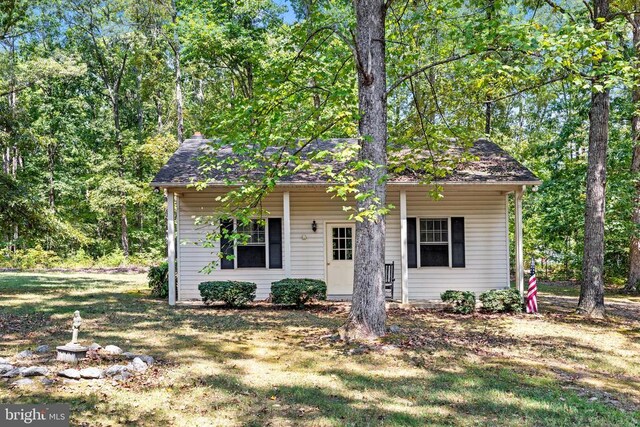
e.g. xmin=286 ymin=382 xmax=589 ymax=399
xmin=1 ymin=272 xmax=640 ymax=426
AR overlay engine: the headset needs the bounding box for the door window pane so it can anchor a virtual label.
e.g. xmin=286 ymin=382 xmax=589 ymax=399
xmin=332 ymin=227 xmax=353 ymax=260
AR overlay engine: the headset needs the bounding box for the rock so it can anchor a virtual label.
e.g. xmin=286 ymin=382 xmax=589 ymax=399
xmin=389 ymin=325 xmax=401 ymax=333
xmin=2 ymin=368 xmax=23 ymax=378
xmin=0 ymin=364 xmax=14 ymax=374
xmin=104 ymin=365 xmax=129 ymax=377
xmin=103 ymin=345 xmax=123 ymax=355
xmin=12 ymin=378 xmax=34 ymax=387
xmin=347 ymin=346 xmax=368 ymax=356
xmin=79 ymin=367 xmax=103 ymax=379
xmin=35 ymin=345 xmax=50 ymax=353
xmin=113 ymin=372 xmax=132 ymax=381
xmin=88 ymin=343 xmax=102 ymax=351
xmin=0 ymin=357 xmax=10 ymax=364
xmin=40 ymin=378 xmax=55 ymax=386
xmin=121 ymin=352 xmax=137 ymax=360
xmin=58 ymin=369 xmax=81 ymax=380
xmin=137 ymin=355 xmax=154 ymax=366
xmin=130 ymin=357 xmax=147 ymax=372
xmin=380 ymin=344 xmax=398 ymax=352
xmin=16 ymin=350 xmax=33 ymax=359
xmin=21 ymin=366 xmax=49 ymax=377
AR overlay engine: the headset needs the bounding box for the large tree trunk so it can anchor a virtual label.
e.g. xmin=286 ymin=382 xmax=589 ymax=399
xmin=577 ymin=0 xmax=610 ymax=318
xmin=626 ymin=14 xmax=640 ymax=292
xmin=340 ymin=0 xmax=388 ymax=340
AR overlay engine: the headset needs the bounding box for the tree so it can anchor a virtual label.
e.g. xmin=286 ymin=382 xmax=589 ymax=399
xmin=339 ymin=0 xmax=388 ymax=340
xmin=69 ymin=0 xmax=135 ymax=257
xmin=624 ymin=10 xmax=640 ymax=292
xmin=577 ymin=0 xmax=611 ymax=317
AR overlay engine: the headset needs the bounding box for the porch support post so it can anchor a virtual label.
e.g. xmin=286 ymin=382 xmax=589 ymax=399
xmin=283 ymin=191 xmax=291 ymax=276
xmin=167 ymin=190 xmax=176 ymax=306
xmin=400 ymin=190 xmax=409 ymax=303
xmin=514 ymin=186 xmax=525 ymax=296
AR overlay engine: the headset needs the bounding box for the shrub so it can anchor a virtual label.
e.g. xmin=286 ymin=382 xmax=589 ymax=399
xmin=271 ymin=278 xmax=327 ymax=307
xmin=198 ymin=281 xmax=256 ymax=307
xmin=148 ymin=262 xmax=169 ymax=298
xmin=479 ymin=289 xmax=523 ymax=313
xmin=440 ymin=290 xmax=476 ymax=314
xmin=0 ymin=246 xmax=61 ymax=269
xmin=96 ymin=250 xmax=126 ymax=267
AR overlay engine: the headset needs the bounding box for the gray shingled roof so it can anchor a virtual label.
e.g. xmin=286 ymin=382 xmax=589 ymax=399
xmin=151 ymin=135 xmax=540 ymax=187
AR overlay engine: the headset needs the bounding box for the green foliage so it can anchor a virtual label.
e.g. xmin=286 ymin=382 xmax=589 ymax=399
xmin=270 ymin=278 xmax=327 ymax=307
xmin=148 ymin=261 xmax=169 ymax=298
xmin=0 ymin=246 xmax=61 ymax=269
xmin=198 ymin=281 xmax=257 ymax=307
xmin=479 ymin=289 xmax=523 ymax=313
xmin=440 ymin=290 xmax=476 ymax=314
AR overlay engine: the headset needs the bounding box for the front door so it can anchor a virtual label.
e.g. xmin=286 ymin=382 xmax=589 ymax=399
xmin=326 ymin=224 xmax=355 ymax=295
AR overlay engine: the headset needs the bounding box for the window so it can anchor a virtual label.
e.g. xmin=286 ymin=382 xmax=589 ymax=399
xmin=332 ymin=227 xmax=353 ymax=260
xmin=220 ymin=218 xmax=283 ymax=269
xmin=236 ymin=220 xmax=266 ymax=268
xmin=419 ymin=218 xmax=449 ymax=267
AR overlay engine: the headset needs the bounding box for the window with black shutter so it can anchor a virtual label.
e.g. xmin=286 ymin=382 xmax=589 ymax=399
xmin=407 ymin=218 xmax=417 ymax=268
xmin=220 ymin=219 xmax=235 ymax=270
xmin=268 ymin=218 xmax=283 ymax=268
xmin=220 ymin=218 xmax=283 ymax=269
xmin=451 ymin=217 xmax=465 ymax=268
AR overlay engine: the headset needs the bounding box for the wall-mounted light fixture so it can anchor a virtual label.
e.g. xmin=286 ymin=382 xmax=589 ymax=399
xmin=312 ymin=220 xmax=317 ymax=232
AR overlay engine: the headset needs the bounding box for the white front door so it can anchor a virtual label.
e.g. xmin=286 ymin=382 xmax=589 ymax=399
xmin=326 ymin=223 xmax=355 ymax=295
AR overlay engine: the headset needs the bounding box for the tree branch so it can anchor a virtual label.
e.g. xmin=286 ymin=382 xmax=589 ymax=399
xmin=488 ymin=75 xmax=568 ymax=103
xmin=386 ymin=52 xmax=476 ymax=95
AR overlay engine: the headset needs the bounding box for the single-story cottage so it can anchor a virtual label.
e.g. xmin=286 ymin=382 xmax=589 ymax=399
xmin=151 ymin=134 xmax=540 ymax=305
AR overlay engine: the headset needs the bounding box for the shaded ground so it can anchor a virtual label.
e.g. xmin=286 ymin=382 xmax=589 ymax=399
xmin=0 ymin=273 xmax=639 ymax=426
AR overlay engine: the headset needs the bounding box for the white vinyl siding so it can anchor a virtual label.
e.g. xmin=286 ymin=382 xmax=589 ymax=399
xmin=175 ymin=185 xmax=509 ymax=301
xmin=406 ymin=187 xmax=509 ymax=300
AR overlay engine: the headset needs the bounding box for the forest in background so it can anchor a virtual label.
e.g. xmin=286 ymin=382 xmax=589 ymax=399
xmin=0 ymin=0 xmax=637 ymax=286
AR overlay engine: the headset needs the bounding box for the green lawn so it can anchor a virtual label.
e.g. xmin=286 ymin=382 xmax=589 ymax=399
xmin=1 ymin=272 xmax=639 ymax=426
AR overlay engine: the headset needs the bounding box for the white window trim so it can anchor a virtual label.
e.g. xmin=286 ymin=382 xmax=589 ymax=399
xmin=228 ymin=216 xmax=284 ymax=271
xmin=417 ymin=217 xmax=453 ymax=269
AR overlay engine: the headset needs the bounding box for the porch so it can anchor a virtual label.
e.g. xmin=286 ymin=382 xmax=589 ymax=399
xmin=164 ymin=185 xmax=528 ymax=305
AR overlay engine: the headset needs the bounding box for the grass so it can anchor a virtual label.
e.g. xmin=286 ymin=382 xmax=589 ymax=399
xmin=1 ymin=272 xmax=639 ymax=426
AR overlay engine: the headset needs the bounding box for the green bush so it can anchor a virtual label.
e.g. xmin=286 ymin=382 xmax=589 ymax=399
xmin=271 ymin=278 xmax=327 ymax=307
xmin=440 ymin=290 xmax=476 ymax=314
xmin=479 ymin=289 xmax=523 ymax=313
xmin=148 ymin=262 xmax=170 ymax=298
xmin=198 ymin=281 xmax=256 ymax=307
xmin=0 ymin=246 xmax=61 ymax=269
xmin=96 ymin=250 xmax=126 ymax=267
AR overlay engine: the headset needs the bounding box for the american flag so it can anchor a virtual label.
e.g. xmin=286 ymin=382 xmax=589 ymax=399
xmin=527 ymin=259 xmax=539 ymax=314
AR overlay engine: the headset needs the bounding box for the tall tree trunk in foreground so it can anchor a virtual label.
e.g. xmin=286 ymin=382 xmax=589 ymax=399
xmin=340 ymin=0 xmax=388 ymax=340
xmin=578 ymin=0 xmax=609 ymax=317
xmin=625 ymin=13 xmax=640 ymax=292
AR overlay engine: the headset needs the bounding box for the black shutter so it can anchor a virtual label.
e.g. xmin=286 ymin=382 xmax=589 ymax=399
xmin=268 ymin=218 xmax=283 ymax=269
xmin=451 ymin=217 xmax=465 ymax=268
xmin=407 ymin=217 xmax=417 ymax=268
xmin=220 ymin=219 xmax=234 ymax=269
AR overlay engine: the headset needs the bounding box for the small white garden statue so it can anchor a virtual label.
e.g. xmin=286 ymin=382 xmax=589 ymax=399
xmin=69 ymin=310 xmax=82 ymax=346
xmin=57 ymin=310 xmax=88 ymax=363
